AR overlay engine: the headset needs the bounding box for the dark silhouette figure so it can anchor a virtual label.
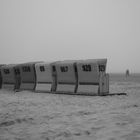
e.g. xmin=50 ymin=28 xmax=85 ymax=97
xmin=126 ymin=69 xmax=130 ymax=77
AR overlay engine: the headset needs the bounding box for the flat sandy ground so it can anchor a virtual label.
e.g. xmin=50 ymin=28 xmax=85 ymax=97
xmin=0 ymin=74 xmax=140 ymax=140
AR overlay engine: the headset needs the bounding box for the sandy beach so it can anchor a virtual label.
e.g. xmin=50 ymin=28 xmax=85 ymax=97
xmin=0 ymin=74 xmax=140 ymax=140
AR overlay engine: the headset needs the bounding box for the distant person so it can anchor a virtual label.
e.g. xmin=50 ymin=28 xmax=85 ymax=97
xmin=126 ymin=69 xmax=130 ymax=77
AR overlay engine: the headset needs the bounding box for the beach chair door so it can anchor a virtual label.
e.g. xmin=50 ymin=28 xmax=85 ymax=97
xmin=99 ymin=73 xmax=109 ymax=95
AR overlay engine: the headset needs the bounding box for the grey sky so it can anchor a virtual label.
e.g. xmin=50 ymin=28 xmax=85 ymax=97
xmin=0 ymin=0 xmax=140 ymax=73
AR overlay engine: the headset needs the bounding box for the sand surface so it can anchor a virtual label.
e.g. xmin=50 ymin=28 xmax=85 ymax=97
xmin=0 ymin=74 xmax=140 ymax=140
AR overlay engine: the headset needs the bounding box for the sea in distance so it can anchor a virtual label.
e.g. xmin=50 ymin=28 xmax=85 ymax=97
xmin=0 ymin=73 xmax=140 ymax=140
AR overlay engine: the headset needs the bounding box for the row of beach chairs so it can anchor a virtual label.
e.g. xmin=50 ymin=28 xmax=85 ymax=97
xmin=0 ymin=59 xmax=109 ymax=95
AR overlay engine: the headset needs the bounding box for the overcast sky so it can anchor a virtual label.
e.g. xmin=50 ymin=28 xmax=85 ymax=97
xmin=0 ymin=0 xmax=140 ymax=73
